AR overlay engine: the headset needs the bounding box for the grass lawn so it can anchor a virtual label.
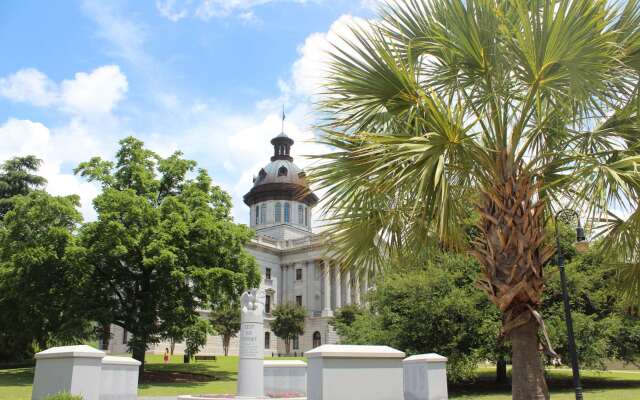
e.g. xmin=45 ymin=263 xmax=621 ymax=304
xmin=2 ymin=355 xmax=640 ymax=399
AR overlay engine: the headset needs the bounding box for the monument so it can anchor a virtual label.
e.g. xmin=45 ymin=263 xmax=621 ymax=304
xmin=237 ymin=288 xmax=266 ymax=399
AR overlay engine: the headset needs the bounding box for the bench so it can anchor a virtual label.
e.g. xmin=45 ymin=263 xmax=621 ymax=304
xmin=194 ymin=354 xmax=217 ymax=361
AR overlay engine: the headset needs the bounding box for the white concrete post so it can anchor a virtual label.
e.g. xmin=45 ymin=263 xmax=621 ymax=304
xmin=306 ymin=344 xmax=405 ymax=400
xmin=334 ymin=265 xmax=342 ymax=309
xmin=237 ymin=288 xmax=266 ymax=399
xmin=99 ymin=356 xmax=141 ymax=400
xmin=403 ymin=353 xmax=448 ymax=400
xmin=32 ymin=345 xmax=105 ymax=400
xmin=322 ymin=259 xmax=333 ymax=317
xmin=344 ymin=270 xmax=351 ymax=305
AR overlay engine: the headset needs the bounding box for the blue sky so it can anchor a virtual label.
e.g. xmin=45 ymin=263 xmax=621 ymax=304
xmin=0 ymin=0 xmax=377 ymax=223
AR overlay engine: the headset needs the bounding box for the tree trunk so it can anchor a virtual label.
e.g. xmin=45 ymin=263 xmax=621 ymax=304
xmin=284 ymin=339 xmax=291 ymax=355
xmin=170 ymin=338 xmax=175 ymax=355
xmin=223 ymin=335 xmax=230 ymax=356
xmin=132 ymin=344 xmax=146 ymax=379
xmin=496 ymin=356 xmax=507 ymax=383
xmin=511 ymin=321 xmax=549 ymax=400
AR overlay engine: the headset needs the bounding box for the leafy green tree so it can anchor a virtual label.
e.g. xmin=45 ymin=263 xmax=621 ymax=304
xmin=210 ymin=301 xmax=241 ymax=356
xmin=184 ymin=319 xmax=211 ymax=361
xmin=271 ymin=303 xmax=306 ymax=354
xmin=310 ymin=1 xmax=640 ymax=397
xmin=75 ymin=137 xmax=260 ymax=373
xmin=0 ymin=191 xmax=91 ymax=361
xmin=0 ymin=156 xmax=46 ymax=217
xmin=336 ymin=253 xmax=500 ymax=382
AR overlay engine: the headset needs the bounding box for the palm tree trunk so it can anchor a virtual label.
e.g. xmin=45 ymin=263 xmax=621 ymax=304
xmin=511 ymin=321 xmax=549 ymax=400
xmin=472 ymin=154 xmax=555 ymax=400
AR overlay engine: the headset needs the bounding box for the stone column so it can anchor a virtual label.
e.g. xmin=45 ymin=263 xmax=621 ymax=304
xmin=344 ymin=270 xmax=351 ymax=305
xmin=237 ymin=289 xmax=265 ymax=399
xmin=322 ymin=259 xmax=333 ymax=317
xmin=354 ymin=272 xmax=361 ymax=305
xmin=362 ymin=269 xmax=369 ymax=305
xmin=335 ymin=264 xmax=342 ymax=309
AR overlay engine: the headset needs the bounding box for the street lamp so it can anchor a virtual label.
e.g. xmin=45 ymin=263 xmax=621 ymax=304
xmin=554 ymin=209 xmax=585 ymax=400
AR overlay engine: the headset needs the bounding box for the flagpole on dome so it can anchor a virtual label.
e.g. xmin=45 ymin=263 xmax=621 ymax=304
xmin=281 ymin=104 xmax=286 ymax=134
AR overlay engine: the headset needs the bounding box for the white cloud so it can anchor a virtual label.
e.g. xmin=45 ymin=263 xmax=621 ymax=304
xmin=292 ymin=14 xmax=369 ymax=97
xmin=60 ymin=65 xmax=128 ymax=115
xmin=0 ymin=65 xmax=128 ymax=117
xmin=0 ymin=118 xmax=103 ymax=220
xmin=156 ymin=0 xmax=317 ymax=21
xmin=0 ymin=68 xmax=58 ymax=107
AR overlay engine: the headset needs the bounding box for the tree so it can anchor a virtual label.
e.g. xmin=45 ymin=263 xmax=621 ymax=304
xmin=271 ymin=303 xmax=306 ymax=354
xmin=210 ymin=301 xmax=241 ymax=356
xmin=0 ymin=156 xmax=46 ymax=217
xmin=334 ymin=253 xmax=501 ymax=382
xmin=184 ymin=319 xmax=211 ymax=362
xmin=0 ymin=191 xmax=91 ymax=361
xmin=76 ymin=137 xmax=260 ymax=374
xmin=310 ymin=0 xmax=640 ymax=397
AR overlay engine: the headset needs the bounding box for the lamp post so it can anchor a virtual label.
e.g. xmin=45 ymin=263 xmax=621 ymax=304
xmin=554 ymin=209 xmax=586 ymax=400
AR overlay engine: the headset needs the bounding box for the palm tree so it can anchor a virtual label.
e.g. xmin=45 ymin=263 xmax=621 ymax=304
xmin=309 ymin=1 xmax=640 ymax=398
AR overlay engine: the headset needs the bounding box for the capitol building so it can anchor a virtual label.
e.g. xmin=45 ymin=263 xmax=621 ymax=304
xmin=107 ymin=131 xmax=370 ymax=356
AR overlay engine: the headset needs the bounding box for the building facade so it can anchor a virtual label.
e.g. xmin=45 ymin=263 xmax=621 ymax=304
xmin=107 ymin=132 xmax=370 ymax=356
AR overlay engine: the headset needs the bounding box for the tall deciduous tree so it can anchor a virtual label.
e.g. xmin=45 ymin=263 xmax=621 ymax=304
xmin=271 ymin=303 xmax=306 ymax=355
xmin=76 ymin=137 xmax=260 ymax=373
xmin=0 ymin=191 xmax=90 ymax=361
xmin=310 ymin=1 xmax=640 ymax=398
xmin=210 ymin=301 xmax=241 ymax=356
xmin=0 ymin=156 xmax=46 ymax=217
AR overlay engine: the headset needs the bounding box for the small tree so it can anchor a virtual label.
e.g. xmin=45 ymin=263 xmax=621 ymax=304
xmin=210 ymin=302 xmax=241 ymax=356
xmin=184 ymin=319 xmax=211 ymax=362
xmin=271 ymin=303 xmax=306 ymax=354
xmin=0 ymin=156 xmax=46 ymax=217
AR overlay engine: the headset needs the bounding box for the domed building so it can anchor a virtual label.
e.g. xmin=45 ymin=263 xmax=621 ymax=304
xmin=106 ymin=131 xmax=371 ymax=357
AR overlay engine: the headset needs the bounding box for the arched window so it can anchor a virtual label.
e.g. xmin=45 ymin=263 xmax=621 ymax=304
xmin=278 ymin=166 xmax=288 ymax=176
xmin=265 ymin=332 xmax=271 ymax=349
xmin=284 ymin=203 xmax=290 ymax=223
xmin=255 ymin=205 xmax=260 ymax=225
xmin=292 ymin=335 xmax=299 ymax=350
xmin=274 ymin=202 xmax=281 ymax=223
xmin=313 ymin=331 xmax=321 ymax=348
xmin=258 ymin=168 xmax=267 ymax=181
xmin=298 ymin=204 xmax=304 ymax=224
xmin=260 ymin=203 xmax=266 ymax=224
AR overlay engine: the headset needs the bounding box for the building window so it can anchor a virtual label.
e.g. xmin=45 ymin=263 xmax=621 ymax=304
xmin=266 ymin=268 xmax=271 ymax=280
xmin=296 ymin=269 xmax=302 ymax=281
xmin=313 ymin=331 xmax=321 ymax=348
xmin=265 ymin=294 xmax=271 ymax=314
xmin=284 ymin=203 xmax=290 ymax=223
xmin=265 ymin=332 xmax=271 ymax=349
xmin=298 ymin=204 xmax=304 ymax=224
xmin=274 ymin=202 xmax=281 ymax=223
xmin=255 ymin=205 xmax=260 ymax=225
xmin=260 ymin=203 xmax=266 ymax=224
xmin=296 ymin=295 xmax=302 ymax=306
xmin=278 ymin=166 xmax=288 ymax=176
xmin=122 ymin=329 xmax=128 ymax=345
xmin=305 ymin=208 xmax=309 ymax=226
xmin=293 ymin=336 xmax=299 ymax=350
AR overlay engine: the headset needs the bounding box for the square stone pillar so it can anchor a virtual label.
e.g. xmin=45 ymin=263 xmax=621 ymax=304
xmin=99 ymin=355 xmax=141 ymax=400
xmin=32 ymin=345 xmax=105 ymax=400
xmin=321 ymin=259 xmax=333 ymax=317
xmin=306 ymin=344 xmax=405 ymax=400
xmin=264 ymin=359 xmax=307 ymax=398
xmin=344 ymin=270 xmax=351 ymax=305
xmin=334 ymin=265 xmax=342 ymax=309
xmin=403 ymin=353 xmax=448 ymax=400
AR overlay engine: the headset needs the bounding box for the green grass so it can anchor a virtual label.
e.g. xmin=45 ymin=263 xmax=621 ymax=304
xmin=2 ymin=355 xmax=640 ymax=399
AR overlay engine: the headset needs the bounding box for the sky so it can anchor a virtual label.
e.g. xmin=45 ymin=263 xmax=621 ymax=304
xmin=0 ymin=0 xmax=378 ymax=223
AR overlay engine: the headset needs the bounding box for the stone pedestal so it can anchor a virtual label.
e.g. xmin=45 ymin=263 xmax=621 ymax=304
xmin=403 ymin=353 xmax=448 ymax=400
xmin=305 ymin=344 xmax=405 ymax=400
xmin=32 ymin=345 xmax=105 ymax=400
xmin=264 ymin=360 xmax=307 ymax=397
xmin=237 ymin=289 xmax=266 ymax=399
xmin=99 ymin=356 xmax=141 ymax=400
